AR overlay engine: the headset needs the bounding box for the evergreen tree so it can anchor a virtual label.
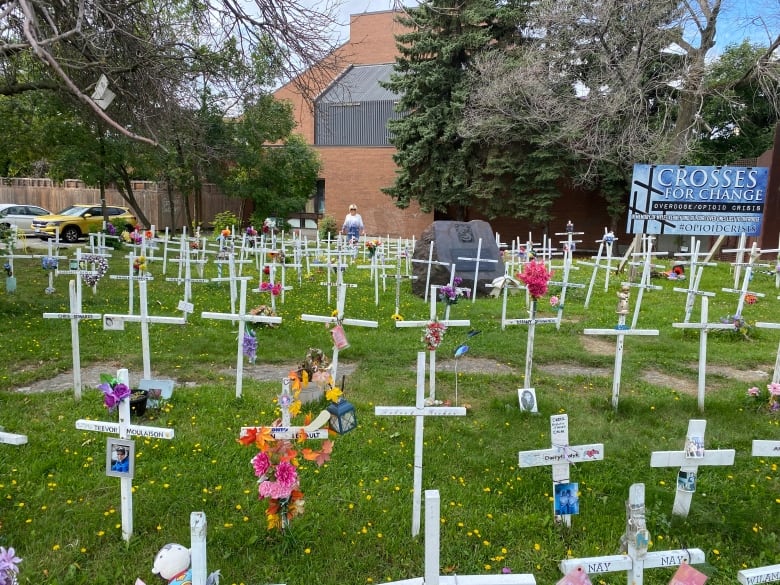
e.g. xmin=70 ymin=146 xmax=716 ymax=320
xmin=383 ymin=0 xmax=526 ymax=220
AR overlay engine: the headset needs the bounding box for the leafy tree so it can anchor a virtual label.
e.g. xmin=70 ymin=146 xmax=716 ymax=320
xmin=685 ymin=41 xmax=780 ymax=165
xmin=0 ymin=0 xmax=346 ymax=147
xmin=218 ymin=96 xmax=320 ymax=221
xmin=383 ymin=0 xmax=527 ymax=219
xmin=462 ymin=0 xmax=780 ymax=178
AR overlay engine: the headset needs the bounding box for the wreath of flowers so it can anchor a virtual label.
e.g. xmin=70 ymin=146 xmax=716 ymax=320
xmin=422 ymin=320 xmax=447 ymax=351
xmin=79 ymin=254 xmax=109 ymax=287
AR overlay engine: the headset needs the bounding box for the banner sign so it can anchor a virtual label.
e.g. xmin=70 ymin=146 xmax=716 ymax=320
xmin=627 ymin=164 xmax=768 ymax=236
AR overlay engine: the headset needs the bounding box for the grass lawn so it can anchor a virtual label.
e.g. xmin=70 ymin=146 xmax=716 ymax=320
xmin=0 ymin=236 xmax=778 ymax=585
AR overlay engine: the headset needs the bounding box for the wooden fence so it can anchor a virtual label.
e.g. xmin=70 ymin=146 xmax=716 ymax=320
xmin=0 ymin=178 xmax=244 ymax=232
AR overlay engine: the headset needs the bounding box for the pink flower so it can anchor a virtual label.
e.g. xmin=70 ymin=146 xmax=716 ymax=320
xmin=518 ymin=260 xmax=553 ymax=299
xmin=251 ymin=452 xmax=271 ymax=477
xmin=275 ymin=460 xmax=298 ymax=488
xmin=271 ymin=283 xmax=282 ymax=296
xmin=550 ymin=295 xmax=559 ymax=307
xmin=747 ymin=386 xmax=760 ymax=397
xmin=768 ymin=382 xmax=780 ymax=396
xmin=259 ymin=480 xmax=293 ymax=500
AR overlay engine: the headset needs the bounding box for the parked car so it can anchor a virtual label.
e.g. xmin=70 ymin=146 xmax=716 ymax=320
xmin=32 ymin=204 xmax=137 ymax=243
xmin=0 ymin=203 xmax=52 ymax=235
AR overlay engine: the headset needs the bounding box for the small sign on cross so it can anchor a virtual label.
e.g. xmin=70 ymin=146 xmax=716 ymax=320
xmin=650 ymin=419 xmax=735 ymax=517
xmin=560 ymin=484 xmax=705 ymax=585
xmin=75 ymin=368 xmax=175 ymax=541
xmin=518 ymin=414 xmax=604 ymax=526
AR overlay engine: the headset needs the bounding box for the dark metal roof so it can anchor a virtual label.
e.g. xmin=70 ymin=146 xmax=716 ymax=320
xmin=317 ymin=64 xmax=400 ymax=104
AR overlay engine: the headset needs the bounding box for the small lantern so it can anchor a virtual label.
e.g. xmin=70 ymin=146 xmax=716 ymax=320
xmin=327 ymin=398 xmax=357 ymax=434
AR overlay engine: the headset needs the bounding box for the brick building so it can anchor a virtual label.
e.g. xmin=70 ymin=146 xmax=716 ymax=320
xmin=275 ymin=10 xmax=779 ymax=250
xmin=274 ymin=10 xmax=433 ymax=239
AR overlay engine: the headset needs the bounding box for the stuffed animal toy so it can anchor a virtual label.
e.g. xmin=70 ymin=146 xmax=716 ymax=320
xmin=135 ymin=542 xmax=220 ymax=585
xmin=152 ymin=543 xmax=192 ymax=584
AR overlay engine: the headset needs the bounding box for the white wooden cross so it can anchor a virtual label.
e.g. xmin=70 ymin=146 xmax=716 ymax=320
xmin=166 ymin=236 xmax=210 ymax=318
xmin=375 ymin=352 xmax=467 ymax=537
xmin=75 ymin=368 xmax=175 ymax=541
xmin=456 ymin=237 xmax=500 ymax=302
xmin=103 ymin=279 xmax=186 ymax=381
xmin=395 ymin=285 xmax=470 ymax=402
xmin=358 ymin=245 xmax=393 ymax=306
xmin=752 ymin=440 xmax=780 ymax=458
xmin=672 ymin=237 xmax=717 ymax=323
xmin=0 ymin=426 xmax=27 ymax=446
xmin=579 ymin=229 xmax=618 ymax=308
xmin=488 ymin=274 xmax=525 ymax=330
xmin=211 ymin=251 xmax=239 ymax=316
xmin=738 ymin=565 xmax=780 ymax=585
xmin=729 ymin=232 xmax=749 ymax=289
xmin=518 ymin=414 xmax=604 ymax=527
xmin=505 ymin=298 xmax=557 ymax=390
xmin=556 ymin=225 xmax=583 ymax=272
xmin=560 ymin=484 xmax=705 ymax=585
xmin=672 ymin=297 xmax=738 ymax=412
xmin=43 ymin=279 xmax=102 ymax=400
xmin=110 ymin=252 xmax=155 ymax=315
xmin=391 ymin=250 xmax=418 ymax=317
xmin=301 ymin=280 xmax=378 ymax=381
xmin=29 ymin=237 xmax=66 ymax=294
xmin=722 ymin=242 xmax=775 ymax=318
xmin=201 ymin=278 xmax=282 ymax=398
xmin=412 ymin=241 xmax=451 ymax=303
xmin=624 ymin=235 xmax=665 ymax=329
xmin=583 ymin=288 xmax=659 ymax=411
xmin=649 ymin=419 xmax=735 ymax=517
xmin=381 ymin=490 xmax=536 ymax=585
xmin=547 ymin=252 xmax=585 ymax=331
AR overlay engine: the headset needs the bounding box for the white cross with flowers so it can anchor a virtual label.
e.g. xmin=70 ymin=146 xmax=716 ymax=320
xmin=396 ymin=283 xmax=470 ymax=402
xmin=201 ymin=279 xmax=283 ymax=398
xmin=75 ymin=368 xmax=175 ymax=541
xmin=560 ymin=484 xmax=705 ymax=585
xmin=509 ymin=261 xmax=557 ymax=390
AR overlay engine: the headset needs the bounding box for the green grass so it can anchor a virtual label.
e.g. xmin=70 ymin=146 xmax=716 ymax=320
xmin=0 ymin=241 xmax=778 ymax=585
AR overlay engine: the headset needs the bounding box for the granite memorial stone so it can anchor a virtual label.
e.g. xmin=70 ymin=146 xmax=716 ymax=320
xmin=412 ymin=220 xmax=504 ymax=298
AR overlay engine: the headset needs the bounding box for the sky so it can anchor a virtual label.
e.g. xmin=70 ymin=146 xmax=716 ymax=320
xmin=326 ymin=0 xmax=777 ymax=53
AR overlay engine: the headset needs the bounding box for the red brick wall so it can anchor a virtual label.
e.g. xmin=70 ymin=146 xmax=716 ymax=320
xmin=317 ymin=146 xmax=431 ymax=238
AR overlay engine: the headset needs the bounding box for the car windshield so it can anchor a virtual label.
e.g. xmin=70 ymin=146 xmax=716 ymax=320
xmin=57 ymin=206 xmax=88 ymax=217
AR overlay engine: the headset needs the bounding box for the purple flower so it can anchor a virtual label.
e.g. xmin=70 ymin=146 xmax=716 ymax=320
xmin=243 ymin=331 xmax=257 ymax=363
xmin=502 ymin=567 xmax=512 ymax=574
xmin=0 ymin=546 xmax=22 ymax=582
xmin=101 ymin=382 xmax=131 ymax=411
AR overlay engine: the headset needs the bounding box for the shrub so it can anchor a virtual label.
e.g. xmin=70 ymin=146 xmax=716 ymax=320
xmin=318 ymin=215 xmax=338 ymax=240
xmin=212 ymin=210 xmax=240 ymax=235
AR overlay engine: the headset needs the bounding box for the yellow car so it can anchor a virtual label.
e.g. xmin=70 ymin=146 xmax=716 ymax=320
xmin=32 ymin=204 xmax=138 ymax=243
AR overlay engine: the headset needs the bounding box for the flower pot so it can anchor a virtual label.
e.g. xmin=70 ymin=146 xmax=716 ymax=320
xmin=130 ymin=391 xmax=148 ymax=417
